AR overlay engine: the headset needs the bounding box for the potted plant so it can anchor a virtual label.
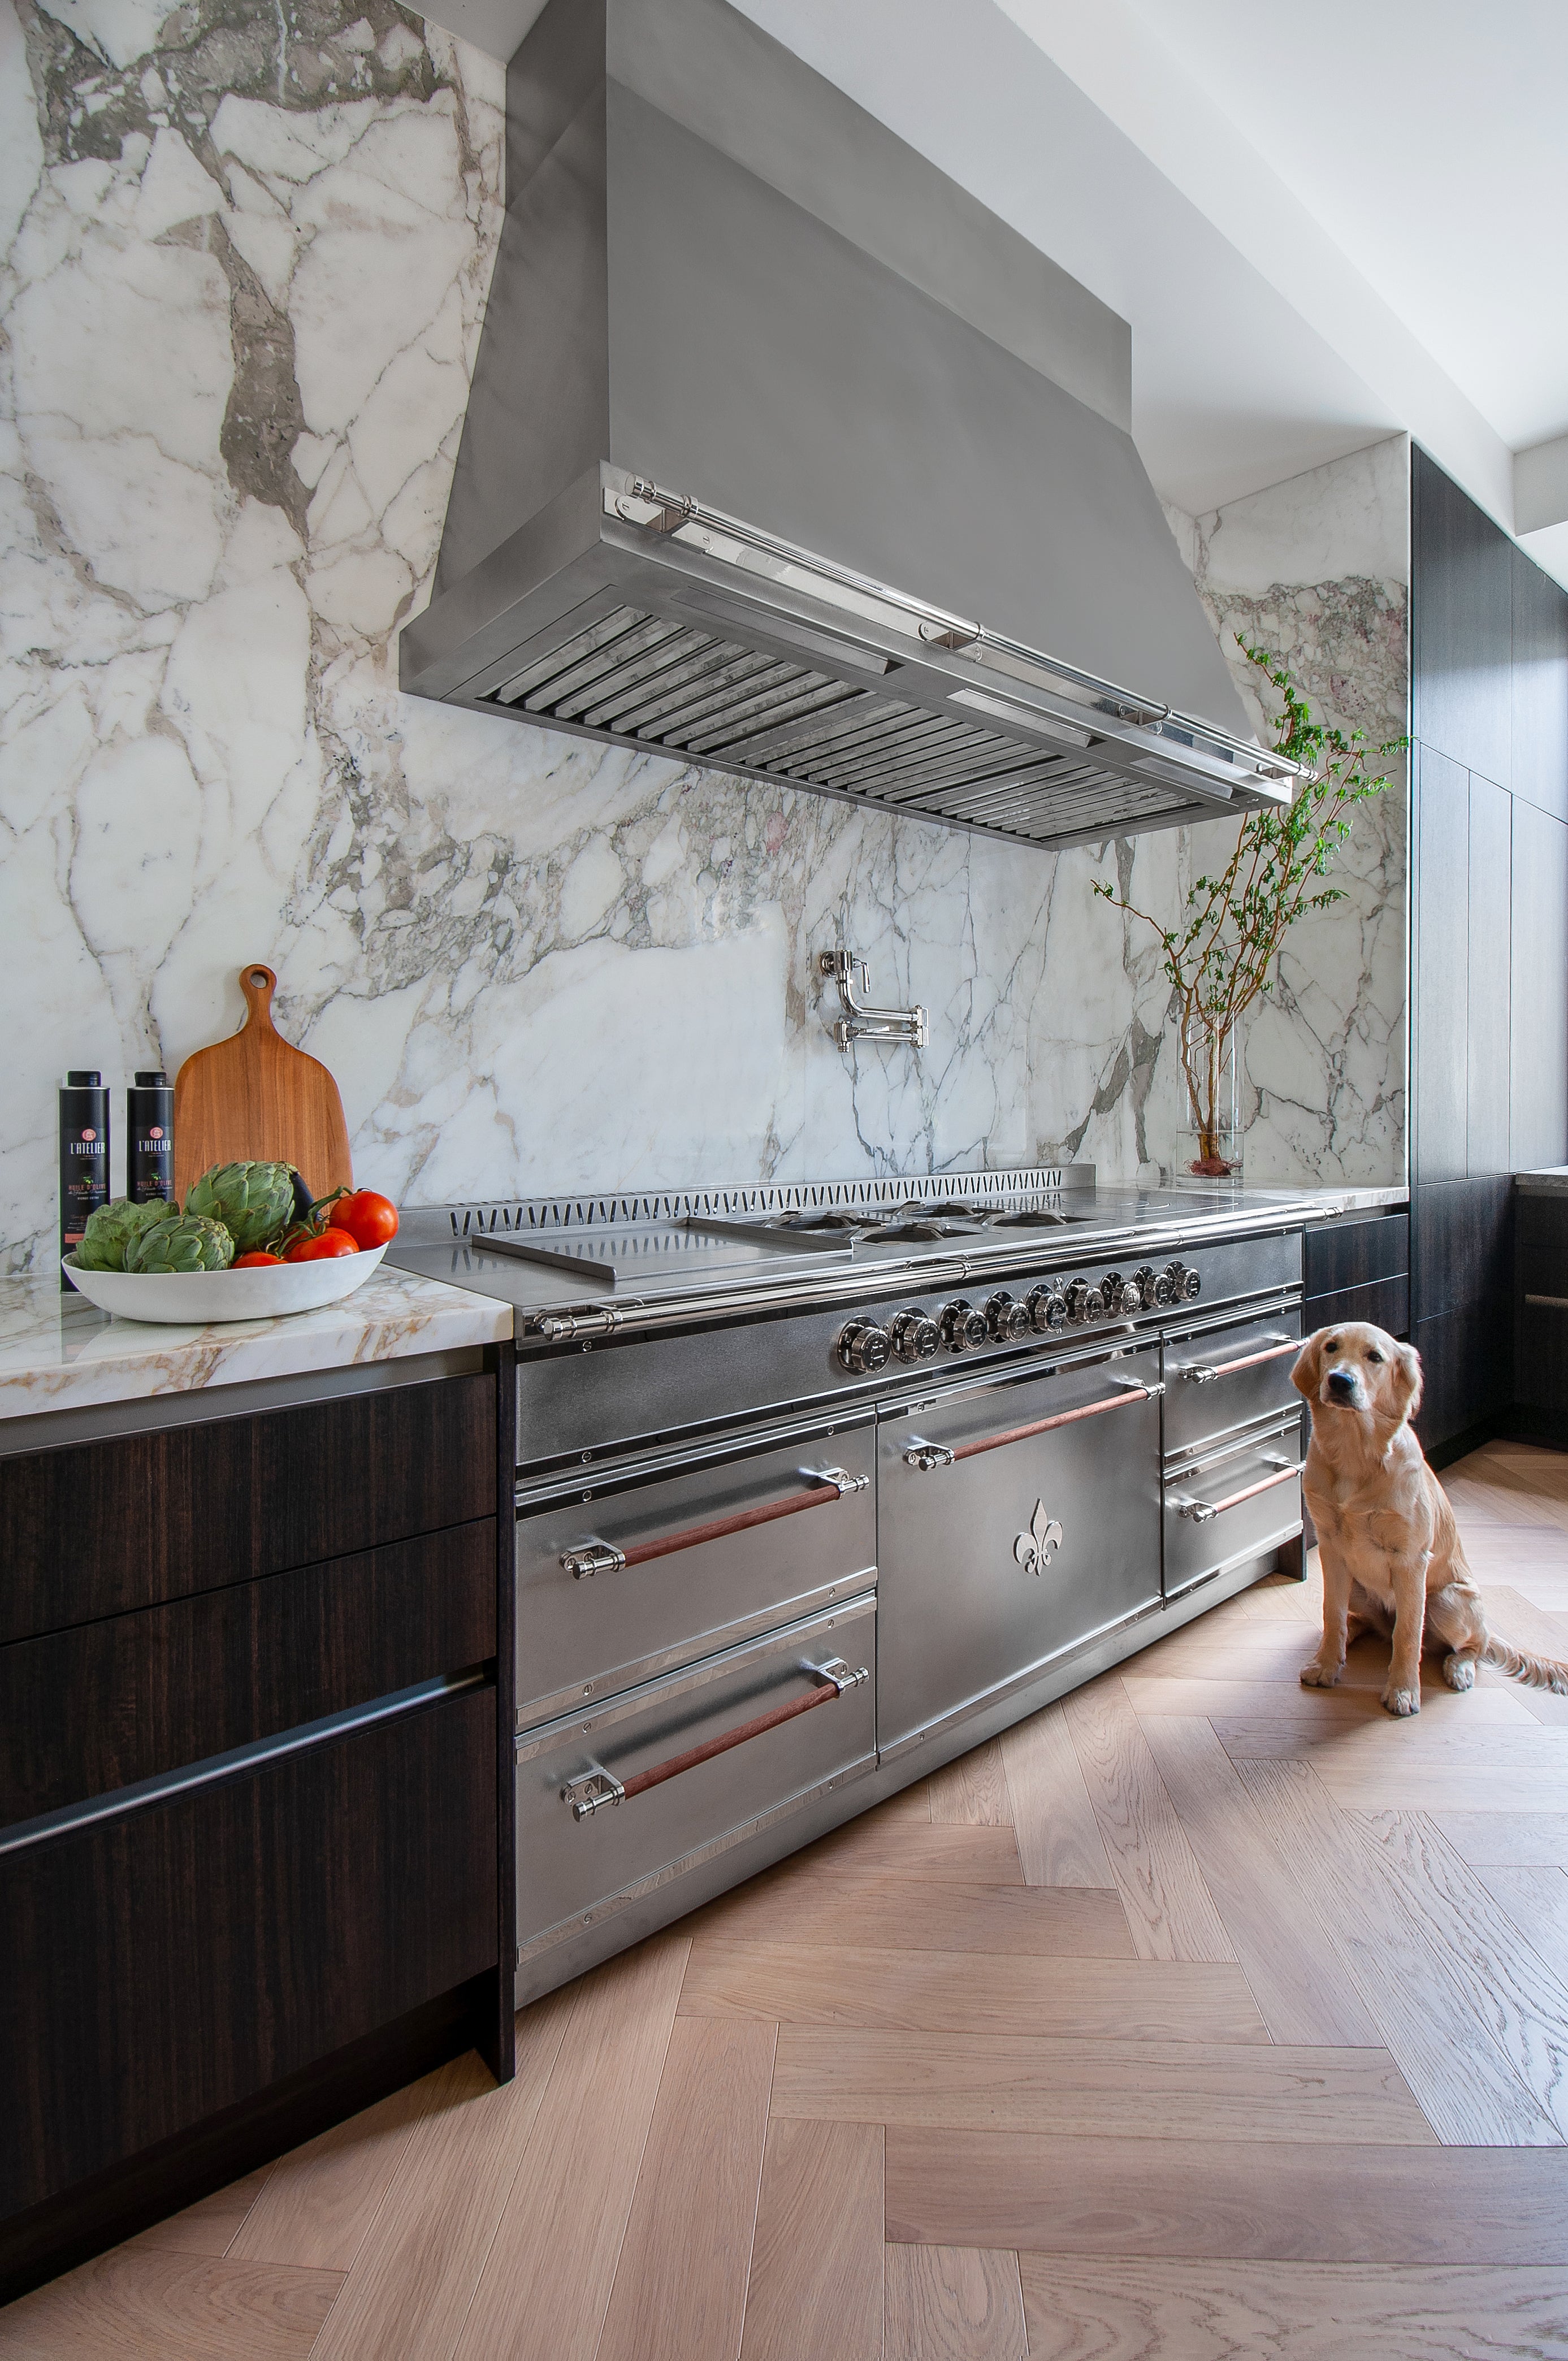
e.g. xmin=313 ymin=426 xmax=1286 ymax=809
xmin=1095 ymin=642 xmax=1406 ymax=1180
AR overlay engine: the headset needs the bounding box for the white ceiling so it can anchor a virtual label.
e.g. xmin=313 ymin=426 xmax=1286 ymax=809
xmin=1121 ymin=0 xmax=1568 ymax=457
xmin=431 ymin=0 xmax=1568 ymax=582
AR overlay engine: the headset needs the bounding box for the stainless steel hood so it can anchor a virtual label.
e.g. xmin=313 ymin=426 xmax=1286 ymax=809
xmin=400 ymin=0 xmax=1299 ymax=851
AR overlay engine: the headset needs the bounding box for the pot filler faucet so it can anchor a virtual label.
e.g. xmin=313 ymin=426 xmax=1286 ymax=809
xmin=821 ymin=947 xmax=929 ymax=1050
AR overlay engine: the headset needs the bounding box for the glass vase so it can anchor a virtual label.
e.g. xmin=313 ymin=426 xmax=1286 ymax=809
xmin=1174 ymin=1016 xmax=1242 ymax=1182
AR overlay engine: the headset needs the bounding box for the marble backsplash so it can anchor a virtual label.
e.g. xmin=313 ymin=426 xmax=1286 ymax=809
xmin=0 ymin=0 xmax=1407 ymax=1271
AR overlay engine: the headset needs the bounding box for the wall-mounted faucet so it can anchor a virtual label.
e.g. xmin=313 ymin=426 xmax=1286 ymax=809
xmin=820 ymin=947 xmax=928 ymax=1050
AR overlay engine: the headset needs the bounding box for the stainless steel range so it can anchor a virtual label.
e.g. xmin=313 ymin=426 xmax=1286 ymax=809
xmin=391 ymin=1167 xmax=1312 ymax=2000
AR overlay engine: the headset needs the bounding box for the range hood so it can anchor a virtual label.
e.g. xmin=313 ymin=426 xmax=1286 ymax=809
xmin=401 ymin=0 xmax=1300 ymax=851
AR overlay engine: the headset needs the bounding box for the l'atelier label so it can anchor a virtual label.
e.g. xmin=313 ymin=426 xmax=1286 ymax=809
xmin=1013 ymin=1501 xmax=1064 ymax=1576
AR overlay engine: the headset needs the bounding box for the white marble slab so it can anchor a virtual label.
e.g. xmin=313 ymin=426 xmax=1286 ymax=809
xmin=0 ymin=1266 xmax=509 ymax=1424
xmin=0 ymin=0 xmax=1411 ymax=1273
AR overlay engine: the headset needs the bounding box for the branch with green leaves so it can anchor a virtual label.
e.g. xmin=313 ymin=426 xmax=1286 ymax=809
xmin=1093 ymin=639 xmax=1406 ymax=1150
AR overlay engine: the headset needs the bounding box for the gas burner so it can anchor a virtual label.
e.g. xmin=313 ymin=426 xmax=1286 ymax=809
xmin=885 ymin=1199 xmax=1002 ymax=1221
xmin=774 ymin=1210 xmax=870 ymax=1232
xmin=986 ymin=1207 xmax=1086 ymax=1228
xmin=876 ymin=1218 xmax=976 ymax=1242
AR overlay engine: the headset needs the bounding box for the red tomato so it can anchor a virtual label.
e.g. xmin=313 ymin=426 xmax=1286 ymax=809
xmin=285 ymin=1229 xmax=358 ymax=1263
xmin=328 ymin=1190 xmax=400 ymax=1249
xmin=233 ymin=1250 xmax=285 ymax=1268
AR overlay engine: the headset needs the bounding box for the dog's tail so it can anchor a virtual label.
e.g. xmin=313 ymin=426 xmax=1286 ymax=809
xmin=1483 ymin=1636 xmax=1568 ymax=1695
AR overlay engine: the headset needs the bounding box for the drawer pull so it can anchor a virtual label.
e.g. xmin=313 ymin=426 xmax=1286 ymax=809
xmin=1177 ymin=1336 xmax=1296 ymax=1384
xmin=1171 ymin=1458 xmax=1300 ymax=1523
xmin=560 ymin=1468 xmax=866 ymax=1579
xmin=560 ymin=1657 xmax=869 ymax=1820
xmin=904 ymin=1384 xmax=1149 ymax=1472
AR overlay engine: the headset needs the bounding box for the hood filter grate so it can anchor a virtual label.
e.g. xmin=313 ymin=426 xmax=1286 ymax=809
xmin=488 ymin=605 xmax=1189 ymax=845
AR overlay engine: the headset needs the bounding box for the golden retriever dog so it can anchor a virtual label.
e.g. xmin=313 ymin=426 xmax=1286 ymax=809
xmin=1292 ymin=1322 xmax=1568 ymax=1715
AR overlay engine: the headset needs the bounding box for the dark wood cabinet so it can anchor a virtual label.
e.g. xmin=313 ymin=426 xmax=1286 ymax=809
xmin=0 ymin=1352 xmax=514 ymax=2303
xmin=1509 ymin=800 xmax=1568 ymax=1176
xmin=1411 ymin=744 xmax=1470 ymax=1186
xmin=1467 ymin=774 xmax=1513 ymax=1175
xmin=1 ymin=1520 xmax=496 ymax=1827
xmin=4 ymin=1687 xmax=496 ymax=2219
xmin=1302 ymin=1211 xmax=1408 ymax=1299
xmin=1512 ymin=545 xmax=1568 ymax=823
xmin=1411 ymin=443 xmax=1512 ymax=787
xmin=0 ymin=1371 xmax=497 ymax=1645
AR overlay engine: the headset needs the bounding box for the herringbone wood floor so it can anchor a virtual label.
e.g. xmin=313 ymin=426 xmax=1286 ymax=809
xmin=11 ymin=1441 xmax=1568 ymax=2358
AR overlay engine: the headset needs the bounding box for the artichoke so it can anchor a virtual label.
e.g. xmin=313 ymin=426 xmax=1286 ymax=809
xmin=184 ymin=1160 xmax=296 ymax=1253
xmin=125 ymin=1214 xmax=236 ymax=1273
xmin=72 ymin=1197 xmax=174 ymax=1271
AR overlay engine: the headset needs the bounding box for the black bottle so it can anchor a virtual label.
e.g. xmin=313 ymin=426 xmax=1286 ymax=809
xmin=128 ymin=1069 xmax=175 ymax=1205
xmin=60 ymin=1069 xmax=110 ymax=1289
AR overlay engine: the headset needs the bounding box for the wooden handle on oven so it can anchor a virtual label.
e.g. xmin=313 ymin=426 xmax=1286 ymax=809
xmin=561 ymin=1467 xmax=866 ymax=1578
xmin=562 ymin=1660 xmax=869 ymax=1818
xmin=1181 ymin=1338 xmax=1298 ymax=1384
xmin=905 ymin=1384 xmax=1149 ymax=1471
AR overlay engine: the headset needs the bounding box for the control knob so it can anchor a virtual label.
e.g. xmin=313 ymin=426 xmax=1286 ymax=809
xmin=1065 ymin=1280 xmax=1106 ymax=1326
xmin=984 ymin=1290 xmax=1030 ymax=1342
xmin=1131 ymin=1266 xmax=1159 ymax=1311
xmin=1025 ymin=1284 xmax=1068 ymax=1333
xmin=837 ymin=1318 xmax=891 ymax=1374
xmin=889 ymin=1308 xmax=941 ymax=1364
xmin=1101 ymin=1270 xmax=1136 ymax=1315
xmin=1164 ymin=1260 xmax=1202 ymax=1302
xmin=939 ymin=1299 xmax=987 ymax=1353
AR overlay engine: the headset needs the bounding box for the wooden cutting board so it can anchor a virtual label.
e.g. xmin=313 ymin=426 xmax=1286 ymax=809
xmin=173 ymin=964 xmax=353 ymax=1203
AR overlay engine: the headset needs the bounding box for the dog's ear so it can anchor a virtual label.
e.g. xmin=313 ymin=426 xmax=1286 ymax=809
xmin=1292 ymin=1331 xmax=1325 ymax=1400
xmin=1391 ymin=1341 xmax=1423 ymax=1423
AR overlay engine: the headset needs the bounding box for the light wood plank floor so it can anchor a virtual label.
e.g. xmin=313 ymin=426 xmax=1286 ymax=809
xmin=12 ymin=1439 xmax=1568 ymax=2358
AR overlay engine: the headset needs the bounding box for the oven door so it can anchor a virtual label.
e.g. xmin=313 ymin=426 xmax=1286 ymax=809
xmin=516 ymin=1410 xmax=875 ymax=1726
xmin=1163 ymin=1411 xmax=1304 ymax=1598
xmin=877 ymin=1344 xmax=1162 ymax=1760
xmin=515 ymin=1592 xmax=876 ymax=1964
xmin=1162 ymin=1299 xmax=1302 ymax=1458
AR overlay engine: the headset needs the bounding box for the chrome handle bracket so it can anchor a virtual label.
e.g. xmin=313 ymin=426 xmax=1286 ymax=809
xmin=821 ymin=947 xmax=928 ymax=1050
xmin=805 ymin=1655 xmax=870 ymax=1695
xmin=1110 ymin=1375 xmax=1163 ymax=1396
xmin=799 ymin=1465 xmax=870 ymax=1497
xmin=1171 ymin=1495 xmax=1219 ymax=1524
xmin=561 ymin=1765 xmax=626 ymax=1820
xmin=559 ymin=1537 xmax=627 ymax=1580
xmin=903 ymin=1439 xmax=956 ymax=1472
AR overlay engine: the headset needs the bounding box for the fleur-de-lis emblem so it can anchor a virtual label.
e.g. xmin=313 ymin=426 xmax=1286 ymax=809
xmin=1014 ymin=1500 xmax=1064 ymax=1576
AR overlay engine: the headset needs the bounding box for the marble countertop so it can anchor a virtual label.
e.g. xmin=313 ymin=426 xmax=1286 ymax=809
xmin=1515 ymin=1168 xmax=1568 ymax=1194
xmin=0 ymin=1268 xmax=513 ymax=1426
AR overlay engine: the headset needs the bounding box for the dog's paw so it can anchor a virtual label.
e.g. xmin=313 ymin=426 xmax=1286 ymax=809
xmin=1300 ymin=1658 xmax=1343 ymax=1688
xmin=1381 ymin=1684 xmax=1420 ymax=1717
xmin=1443 ymin=1653 xmax=1476 ymax=1692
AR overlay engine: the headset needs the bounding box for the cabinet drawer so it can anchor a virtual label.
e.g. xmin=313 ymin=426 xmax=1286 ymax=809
xmin=1302 ymin=1211 xmax=1409 ymax=1297
xmin=1303 ymin=1275 xmax=1409 ymax=1340
xmin=514 ymin=1595 xmax=874 ymax=1962
xmin=516 ymin=1418 xmax=874 ymax=1726
xmin=1162 ymin=1306 xmax=1302 ymax=1459
xmin=877 ymin=1348 xmax=1162 ymax=1755
xmin=0 ymin=1372 xmax=496 ymax=1644
xmin=1164 ymin=1418 xmax=1303 ymax=1598
xmin=2 ymin=1687 xmax=497 ymax=2218
xmin=0 ymin=1521 xmax=496 ymax=1830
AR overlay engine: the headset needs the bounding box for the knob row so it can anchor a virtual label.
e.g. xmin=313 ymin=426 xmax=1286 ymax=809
xmin=836 ymin=1264 xmax=1201 ymax=1370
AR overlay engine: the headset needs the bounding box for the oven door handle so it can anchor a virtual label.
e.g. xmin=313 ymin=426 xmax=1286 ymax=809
xmin=1175 ymin=1336 xmax=1297 ymax=1384
xmin=903 ymin=1379 xmax=1153 ymax=1471
xmin=1171 ymin=1457 xmax=1300 ymax=1523
xmin=559 ymin=1657 xmax=869 ymax=1819
xmin=558 ymin=1466 xmax=868 ymax=1579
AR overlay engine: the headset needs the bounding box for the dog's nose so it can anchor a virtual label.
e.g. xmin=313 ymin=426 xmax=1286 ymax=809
xmin=1326 ymin=1367 xmax=1357 ymax=1399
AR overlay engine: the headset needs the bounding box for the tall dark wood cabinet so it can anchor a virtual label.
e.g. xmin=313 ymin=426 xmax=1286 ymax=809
xmin=0 ymin=1350 xmax=516 ymax=2302
xmin=1409 ymin=447 xmax=1568 ymax=1456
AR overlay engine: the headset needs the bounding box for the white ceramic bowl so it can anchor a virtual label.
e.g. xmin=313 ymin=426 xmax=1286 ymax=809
xmin=63 ymin=1244 xmax=388 ymax=1324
